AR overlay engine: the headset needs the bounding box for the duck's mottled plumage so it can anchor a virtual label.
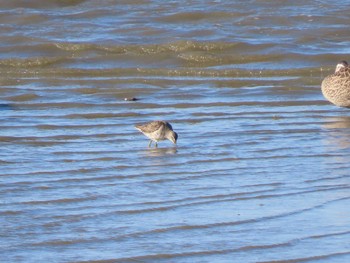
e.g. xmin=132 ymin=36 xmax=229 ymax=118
xmin=321 ymin=61 xmax=350 ymax=107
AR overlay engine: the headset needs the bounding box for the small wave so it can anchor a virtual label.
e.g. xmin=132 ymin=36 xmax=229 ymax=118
xmin=0 ymin=61 xmax=320 ymax=79
xmin=87 ymin=241 xmax=290 ymax=262
xmin=5 ymin=93 xmax=39 ymax=102
xmin=0 ymin=57 xmax=62 ymax=67
xmin=1 ymin=0 xmax=86 ymax=8
xmin=22 ymin=196 xmax=96 ymax=205
xmin=0 ymin=104 xmax=14 ymax=110
xmin=31 ymin=237 xmax=101 ymax=247
xmin=51 ymin=39 xmax=273 ymax=55
xmin=0 ymin=210 xmax=22 ymax=215
xmin=258 ymin=251 xmax=350 ymax=263
xmin=65 ymin=113 xmax=118 ymax=119
xmin=0 ymin=159 xmax=14 ymax=164
xmin=157 ymin=11 xmax=238 ymax=23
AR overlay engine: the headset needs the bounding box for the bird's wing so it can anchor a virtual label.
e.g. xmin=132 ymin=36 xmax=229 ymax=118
xmin=135 ymin=121 xmax=165 ymax=133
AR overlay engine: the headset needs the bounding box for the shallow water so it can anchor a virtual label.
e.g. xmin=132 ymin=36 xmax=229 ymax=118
xmin=1 ymin=1 xmax=350 ymax=262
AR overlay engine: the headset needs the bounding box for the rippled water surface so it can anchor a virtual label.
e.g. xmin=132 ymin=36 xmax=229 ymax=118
xmin=1 ymin=1 xmax=350 ymax=262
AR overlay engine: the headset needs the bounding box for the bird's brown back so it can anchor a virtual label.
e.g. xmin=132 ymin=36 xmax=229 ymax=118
xmin=135 ymin=121 xmax=168 ymax=133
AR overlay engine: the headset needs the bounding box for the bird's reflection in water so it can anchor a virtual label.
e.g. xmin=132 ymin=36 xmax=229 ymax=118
xmin=323 ymin=116 xmax=350 ymax=129
xmin=322 ymin=116 xmax=350 ymax=150
xmin=140 ymin=146 xmax=178 ymax=158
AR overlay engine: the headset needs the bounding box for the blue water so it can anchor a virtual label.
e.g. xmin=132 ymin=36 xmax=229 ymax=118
xmin=1 ymin=1 xmax=350 ymax=262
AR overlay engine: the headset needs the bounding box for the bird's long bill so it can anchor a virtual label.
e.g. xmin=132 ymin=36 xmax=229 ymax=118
xmin=169 ymin=132 xmax=178 ymax=144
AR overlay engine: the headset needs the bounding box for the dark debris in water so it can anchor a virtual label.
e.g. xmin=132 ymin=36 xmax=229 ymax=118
xmin=124 ymin=97 xmax=139 ymax=101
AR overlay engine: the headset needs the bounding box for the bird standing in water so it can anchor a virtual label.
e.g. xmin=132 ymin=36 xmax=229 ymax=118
xmin=321 ymin=61 xmax=350 ymax=107
xmin=135 ymin=120 xmax=178 ymax=147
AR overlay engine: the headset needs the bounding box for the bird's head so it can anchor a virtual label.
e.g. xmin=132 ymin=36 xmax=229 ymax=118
xmin=335 ymin=61 xmax=348 ymax=73
xmin=169 ymin=131 xmax=178 ymax=144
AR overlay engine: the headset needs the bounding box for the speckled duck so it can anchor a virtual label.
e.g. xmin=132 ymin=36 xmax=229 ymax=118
xmin=321 ymin=61 xmax=350 ymax=107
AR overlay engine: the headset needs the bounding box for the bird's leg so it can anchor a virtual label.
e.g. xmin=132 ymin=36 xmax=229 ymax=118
xmin=155 ymin=142 xmax=158 ymax=148
xmin=148 ymin=140 xmax=152 ymax=147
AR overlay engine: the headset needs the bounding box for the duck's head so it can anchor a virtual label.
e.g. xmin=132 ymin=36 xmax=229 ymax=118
xmin=335 ymin=61 xmax=348 ymax=73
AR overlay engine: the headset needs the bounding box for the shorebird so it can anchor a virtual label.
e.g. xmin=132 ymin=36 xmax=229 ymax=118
xmin=135 ymin=120 xmax=178 ymax=147
xmin=321 ymin=61 xmax=350 ymax=107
